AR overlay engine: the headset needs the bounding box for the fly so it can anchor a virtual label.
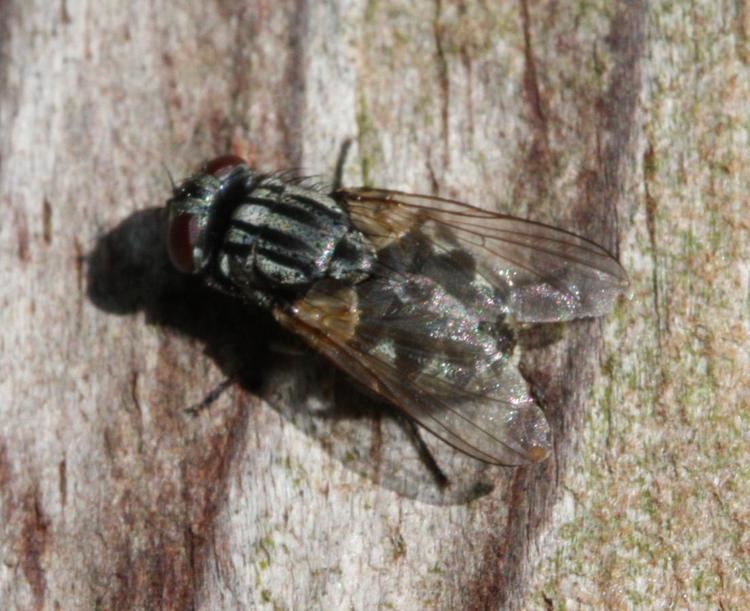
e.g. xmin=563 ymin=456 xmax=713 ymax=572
xmin=165 ymin=155 xmax=628 ymax=465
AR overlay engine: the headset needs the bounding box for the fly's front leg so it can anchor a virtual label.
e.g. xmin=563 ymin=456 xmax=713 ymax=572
xmin=185 ymin=377 xmax=235 ymax=416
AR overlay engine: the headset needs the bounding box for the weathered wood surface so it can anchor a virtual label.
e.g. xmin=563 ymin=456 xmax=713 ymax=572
xmin=1 ymin=0 xmax=747 ymax=609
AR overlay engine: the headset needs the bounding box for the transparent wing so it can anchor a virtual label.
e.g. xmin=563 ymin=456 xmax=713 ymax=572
xmin=339 ymin=188 xmax=628 ymax=323
xmin=274 ymin=279 xmax=551 ymax=465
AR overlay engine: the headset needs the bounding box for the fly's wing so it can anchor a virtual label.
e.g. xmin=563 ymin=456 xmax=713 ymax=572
xmin=339 ymin=188 xmax=628 ymax=323
xmin=274 ymin=279 xmax=551 ymax=465
xmin=273 ymin=189 xmax=626 ymax=464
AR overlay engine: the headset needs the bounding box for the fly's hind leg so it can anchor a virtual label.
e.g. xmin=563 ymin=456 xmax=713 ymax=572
xmin=399 ymin=416 xmax=450 ymax=489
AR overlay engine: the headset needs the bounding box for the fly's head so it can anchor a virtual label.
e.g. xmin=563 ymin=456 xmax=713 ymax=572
xmin=166 ymin=155 xmax=249 ymax=275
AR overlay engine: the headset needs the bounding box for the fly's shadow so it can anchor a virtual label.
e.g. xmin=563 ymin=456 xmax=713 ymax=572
xmin=86 ymin=206 xmax=495 ymax=505
xmin=86 ymin=207 xmax=270 ymax=392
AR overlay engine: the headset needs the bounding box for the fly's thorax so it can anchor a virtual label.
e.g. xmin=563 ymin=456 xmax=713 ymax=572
xmin=214 ymin=177 xmax=376 ymax=304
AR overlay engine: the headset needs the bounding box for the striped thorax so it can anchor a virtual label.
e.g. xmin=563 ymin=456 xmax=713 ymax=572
xmin=166 ymin=155 xmax=375 ymax=308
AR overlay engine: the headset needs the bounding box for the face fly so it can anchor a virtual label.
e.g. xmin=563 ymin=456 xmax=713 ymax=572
xmin=166 ymin=155 xmax=628 ymax=466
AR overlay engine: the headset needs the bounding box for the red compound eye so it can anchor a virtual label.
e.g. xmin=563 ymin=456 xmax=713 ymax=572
xmin=167 ymin=212 xmax=200 ymax=273
xmin=203 ymin=154 xmax=245 ymax=178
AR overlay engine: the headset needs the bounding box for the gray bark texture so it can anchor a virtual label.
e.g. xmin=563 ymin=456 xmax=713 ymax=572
xmin=1 ymin=0 xmax=747 ymax=609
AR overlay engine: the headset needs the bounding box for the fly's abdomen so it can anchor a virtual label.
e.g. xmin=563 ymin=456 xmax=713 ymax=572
xmin=217 ymin=178 xmax=375 ymax=298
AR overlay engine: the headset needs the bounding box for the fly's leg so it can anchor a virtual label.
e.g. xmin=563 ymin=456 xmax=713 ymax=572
xmin=185 ymin=377 xmax=235 ymax=416
xmin=332 ymin=138 xmax=353 ymax=190
xmin=401 ymin=417 xmax=450 ymax=489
